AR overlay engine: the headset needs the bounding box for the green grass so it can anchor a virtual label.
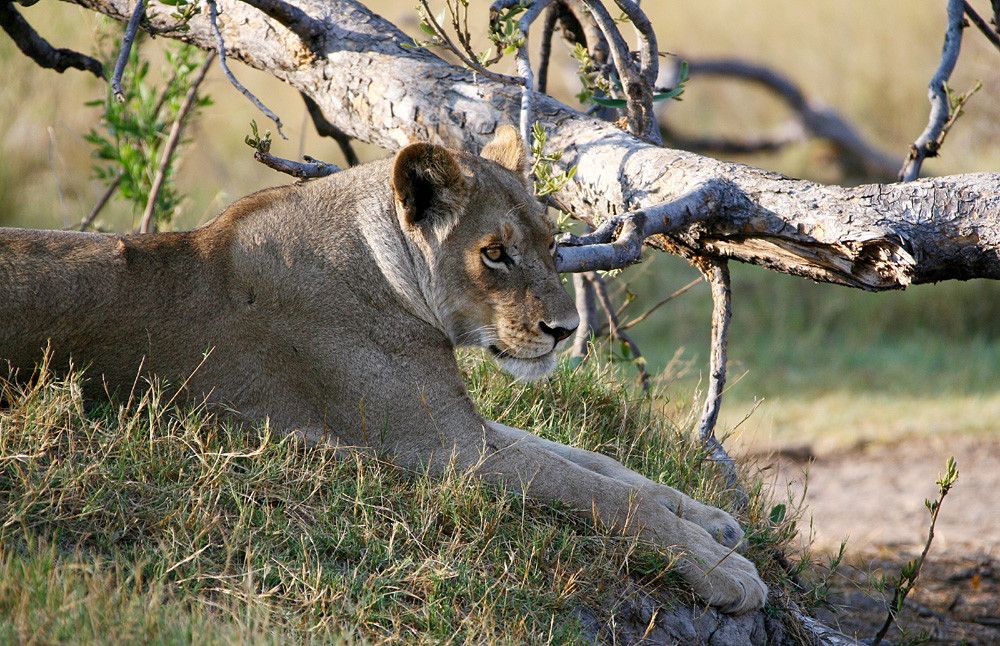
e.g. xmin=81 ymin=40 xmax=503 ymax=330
xmin=1 ymin=355 xmax=812 ymax=645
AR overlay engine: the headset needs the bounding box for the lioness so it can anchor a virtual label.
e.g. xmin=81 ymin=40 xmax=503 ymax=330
xmin=0 ymin=126 xmax=766 ymax=614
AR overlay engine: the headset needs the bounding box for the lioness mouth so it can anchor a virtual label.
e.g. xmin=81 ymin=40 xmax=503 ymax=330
xmin=489 ymin=345 xmax=512 ymax=359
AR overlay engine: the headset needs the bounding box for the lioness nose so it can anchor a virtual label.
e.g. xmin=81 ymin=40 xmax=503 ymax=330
xmin=539 ymin=320 xmax=577 ymax=343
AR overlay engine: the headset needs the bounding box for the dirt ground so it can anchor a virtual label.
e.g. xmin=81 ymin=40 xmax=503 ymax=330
xmin=752 ymin=434 xmax=1000 ymax=645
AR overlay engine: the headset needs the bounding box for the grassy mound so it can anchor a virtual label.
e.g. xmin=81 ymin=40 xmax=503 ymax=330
xmin=0 ymin=356 xmax=809 ymax=645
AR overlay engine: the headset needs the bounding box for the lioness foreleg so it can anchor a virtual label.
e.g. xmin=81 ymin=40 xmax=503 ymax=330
xmin=431 ymin=426 xmax=768 ymax=615
xmin=486 ymin=421 xmax=746 ymax=549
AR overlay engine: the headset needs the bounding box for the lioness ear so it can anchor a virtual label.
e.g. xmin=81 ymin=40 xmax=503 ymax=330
xmin=392 ymin=143 xmax=468 ymax=226
xmin=481 ymin=125 xmax=527 ymax=176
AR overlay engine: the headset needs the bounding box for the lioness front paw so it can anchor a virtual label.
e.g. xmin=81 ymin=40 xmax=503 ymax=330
xmin=680 ymin=500 xmax=745 ymax=549
xmin=683 ymin=547 xmax=768 ymax=615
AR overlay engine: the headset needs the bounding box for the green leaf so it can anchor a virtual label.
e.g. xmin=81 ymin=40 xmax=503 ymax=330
xmin=590 ymin=95 xmax=627 ymax=108
xmin=652 ymin=88 xmax=683 ymax=102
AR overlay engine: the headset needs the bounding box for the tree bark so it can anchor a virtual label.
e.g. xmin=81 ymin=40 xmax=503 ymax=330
xmin=60 ymin=0 xmax=1000 ymax=292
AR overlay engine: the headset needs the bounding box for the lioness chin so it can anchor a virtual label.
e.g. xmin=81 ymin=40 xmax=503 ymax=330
xmin=0 ymin=126 xmax=766 ymax=614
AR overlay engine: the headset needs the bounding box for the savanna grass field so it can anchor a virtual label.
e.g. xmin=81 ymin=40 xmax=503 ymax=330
xmin=2 ymin=0 xmax=1000 ymax=643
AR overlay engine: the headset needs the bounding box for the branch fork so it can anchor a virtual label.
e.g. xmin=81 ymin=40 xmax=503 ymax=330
xmin=555 ymin=182 xmax=725 ymax=273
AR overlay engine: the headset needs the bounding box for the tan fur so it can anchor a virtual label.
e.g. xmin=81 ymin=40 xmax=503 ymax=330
xmin=0 ymin=131 xmax=766 ymax=614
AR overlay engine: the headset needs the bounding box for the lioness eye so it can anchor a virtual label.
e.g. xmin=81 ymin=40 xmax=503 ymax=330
xmin=482 ymin=244 xmax=506 ymax=265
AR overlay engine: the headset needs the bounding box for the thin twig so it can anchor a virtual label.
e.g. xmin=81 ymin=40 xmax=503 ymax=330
xmin=78 ymin=175 xmax=122 ymax=231
xmin=872 ymin=458 xmax=959 ymax=646
xmin=513 ymin=35 xmax=534 ymax=147
xmin=138 ymin=50 xmax=216 ymax=234
xmin=0 ymin=2 xmax=104 ymax=78
xmin=111 ymin=0 xmax=145 ymax=101
xmin=419 ymin=0 xmax=523 ymax=86
xmin=301 ymin=92 xmax=359 ymax=166
xmin=207 ymin=0 xmax=287 ymax=139
xmin=253 ymin=151 xmax=341 ymax=179
xmin=899 ymin=0 xmax=965 ymax=181
xmin=536 ymin=5 xmax=558 ymax=94
xmin=695 ymin=258 xmax=746 ymax=505
xmin=589 ymin=272 xmax=650 ymax=390
xmin=964 ymin=1 xmax=1000 ymax=52
xmin=620 ymin=277 xmax=703 ymax=331
xmin=488 ymin=0 xmax=555 ymax=146
xmin=935 ymin=80 xmax=982 ymax=152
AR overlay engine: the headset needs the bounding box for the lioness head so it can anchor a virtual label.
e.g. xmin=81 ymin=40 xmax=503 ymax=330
xmin=391 ymin=126 xmax=579 ymax=380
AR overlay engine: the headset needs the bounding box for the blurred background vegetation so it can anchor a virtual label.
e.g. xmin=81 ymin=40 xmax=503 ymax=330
xmin=2 ymin=0 xmax=998 ymax=452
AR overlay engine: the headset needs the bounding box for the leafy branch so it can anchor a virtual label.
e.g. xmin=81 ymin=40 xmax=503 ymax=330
xmin=871 ymin=456 xmax=960 ymax=646
xmin=84 ymin=36 xmax=211 ymax=231
xmin=529 ymin=122 xmax=576 ymax=197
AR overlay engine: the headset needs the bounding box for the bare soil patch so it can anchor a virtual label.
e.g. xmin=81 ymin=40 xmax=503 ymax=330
xmin=752 ymin=434 xmax=1000 ymax=645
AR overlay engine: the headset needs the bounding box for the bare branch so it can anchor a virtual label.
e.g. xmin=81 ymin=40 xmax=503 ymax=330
xmin=964 ymin=1 xmax=1000 ymax=52
xmin=110 ymin=0 xmax=145 ymax=101
xmin=536 ymin=5 xmax=557 ymax=94
xmin=236 ymin=0 xmax=320 ymax=43
xmin=899 ymin=0 xmax=965 ymax=181
xmin=556 ymin=182 xmax=724 ymax=273
xmin=571 ymin=271 xmax=598 ymax=359
xmin=611 ymin=0 xmax=657 ymax=89
xmin=207 ymin=0 xmax=287 ymax=139
xmin=301 ymin=92 xmax=359 ymax=166
xmin=669 ymin=59 xmax=900 ymax=180
xmin=78 ymin=174 xmax=121 ymax=232
xmin=578 ymin=0 xmax=660 ymax=142
xmin=253 ymin=151 xmax=341 ymax=179
xmin=694 ymin=258 xmax=744 ymax=502
xmin=138 ymin=50 xmax=216 ymax=234
xmin=0 ymin=2 xmax=104 ymax=78
xmin=488 ymin=0 xmax=557 ymax=146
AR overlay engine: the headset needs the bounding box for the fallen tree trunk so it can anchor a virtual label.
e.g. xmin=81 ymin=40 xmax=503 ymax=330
xmin=63 ymin=0 xmax=1000 ymax=291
